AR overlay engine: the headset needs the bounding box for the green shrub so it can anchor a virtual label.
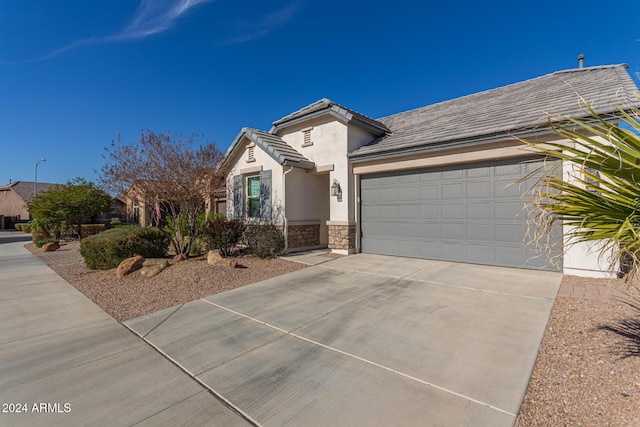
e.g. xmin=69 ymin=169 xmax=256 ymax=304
xmin=15 ymin=224 xmax=22 ymax=231
xmin=244 ymin=224 xmax=285 ymax=259
xmin=61 ymin=223 xmax=107 ymax=240
xmin=81 ymin=224 xmax=105 ymax=237
xmin=189 ymin=238 xmax=205 ymax=256
xmin=36 ymin=238 xmax=59 ymax=248
xmin=21 ymin=223 xmax=31 ymax=234
xmin=106 ymin=218 xmax=131 ymax=230
xmin=80 ymin=227 xmax=169 ymax=270
xmin=107 ymin=223 xmax=135 ymax=230
xmin=204 ymin=216 xmax=245 ymax=256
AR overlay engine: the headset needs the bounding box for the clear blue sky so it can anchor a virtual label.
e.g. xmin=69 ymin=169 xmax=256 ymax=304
xmin=1 ymin=0 xmax=639 ymax=185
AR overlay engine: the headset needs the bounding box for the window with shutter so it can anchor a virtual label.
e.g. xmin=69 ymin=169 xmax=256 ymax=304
xmin=247 ymin=176 xmax=261 ymax=218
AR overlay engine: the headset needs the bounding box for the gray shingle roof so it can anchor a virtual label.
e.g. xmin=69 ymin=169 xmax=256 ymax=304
xmin=222 ymin=128 xmax=315 ymax=170
xmin=271 ymin=98 xmax=389 ymax=136
xmin=350 ymin=64 xmax=640 ymax=160
xmin=0 ymin=181 xmax=60 ymax=204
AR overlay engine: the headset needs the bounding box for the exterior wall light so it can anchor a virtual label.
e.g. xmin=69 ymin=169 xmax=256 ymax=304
xmin=330 ymin=179 xmax=341 ymax=197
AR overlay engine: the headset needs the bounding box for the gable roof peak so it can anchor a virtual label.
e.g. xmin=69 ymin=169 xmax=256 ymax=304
xmin=220 ymin=127 xmax=315 ymax=171
xmin=270 ymin=98 xmax=389 ymax=136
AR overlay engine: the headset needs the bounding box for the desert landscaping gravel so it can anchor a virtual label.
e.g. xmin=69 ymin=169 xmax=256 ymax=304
xmin=27 ymin=241 xmax=307 ymax=322
xmin=27 ymin=242 xmax=640 ymax=426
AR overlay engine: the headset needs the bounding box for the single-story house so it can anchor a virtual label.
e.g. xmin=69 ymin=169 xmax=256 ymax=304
xmin=0 ymin=180 xmax=59 ymax=229
xmin=220 ymin=64 xmax=640 ymax=277
xmin=121 ymin=182 xmax=226 ymax=227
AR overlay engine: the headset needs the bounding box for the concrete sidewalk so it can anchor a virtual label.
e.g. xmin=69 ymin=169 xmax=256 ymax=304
xmin=0 ymin=242 xmax=250 ymax=427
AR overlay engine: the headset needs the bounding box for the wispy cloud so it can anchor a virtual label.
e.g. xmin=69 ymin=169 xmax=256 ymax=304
xmin=5 ymin=0 xmax=214 ymax=63
xmin=220 ymin=3 xmax=299 ymax=45
xmin=111 ymin=0 xmax=215 ymax=41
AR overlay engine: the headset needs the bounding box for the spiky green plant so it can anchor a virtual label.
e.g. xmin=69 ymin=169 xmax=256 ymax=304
xmin=522 ymin=99 xmax=640 ymax=277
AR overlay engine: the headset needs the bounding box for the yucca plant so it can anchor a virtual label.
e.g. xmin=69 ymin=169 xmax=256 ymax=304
xmin=522 ymin=98 xmax=640 ymax=278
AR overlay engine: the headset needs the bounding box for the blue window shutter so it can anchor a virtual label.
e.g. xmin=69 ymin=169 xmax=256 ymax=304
xmin=233 ymin=175 xmax=244 ymax=219
xmin=260 ymin=170 xmax=272 ymax=221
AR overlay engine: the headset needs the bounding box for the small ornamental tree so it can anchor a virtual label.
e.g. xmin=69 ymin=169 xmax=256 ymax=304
xmin=28 ymin=178 xmax=113 ymax=240
xmin=100 ymin=131 xmax=224 ymax=257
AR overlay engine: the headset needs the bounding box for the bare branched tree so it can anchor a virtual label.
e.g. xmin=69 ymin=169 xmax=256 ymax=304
xmin=100 ymin=130 xmax=224 ymax=257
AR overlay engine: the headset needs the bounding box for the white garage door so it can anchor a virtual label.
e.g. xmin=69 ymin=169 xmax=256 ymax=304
xmin=360 ymin=157 xmax=561 ymax=271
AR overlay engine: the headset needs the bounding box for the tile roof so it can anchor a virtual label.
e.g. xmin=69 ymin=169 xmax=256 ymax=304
xmin=271 ymin=98 xmax=389 ymax=135
xmin=223 ymin=128 xmax=315 ymax=170
xmin=350 ymin=64 xmax=640 ymax=160
xmin=0 ymin=181 xmax=60 ymax=204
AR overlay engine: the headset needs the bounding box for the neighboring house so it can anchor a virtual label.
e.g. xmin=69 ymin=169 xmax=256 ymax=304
xmin=92 ymin=197 xmax=128 ymax=224
xmin=221 ymin=64 xmax=640 ymax=277
xmin=0 ymin=180 xmax=59 ymax=229
xmin=122 ymin=182 xmax=226 ymax=227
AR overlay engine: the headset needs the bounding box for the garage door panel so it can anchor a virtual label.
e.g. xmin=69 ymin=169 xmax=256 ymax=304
xmin=441 ymin=223 xmax=465 ymax=240
xmin=442 ymin=242 xmax=465 ymax=260
xmin=397 ymin=204 xmax=418 ymax=219
xmin=379 ymin=188 xmax=398 ymax=202
xmin=442 ymin=183 xmax=463 ymax=199
xmin=419 ymin=241 xmax=441 ymax=258
xmin=467 ymin=245 xmax=492 ymax=263
xmin=495 ymin=163 xmax=523 ymax=177
xmin=419 ymin=185 xmax=438 ymax=199
xmin=494 ymin=202 xmax=522 ymax=219
xmin=419 ymin=204 xmax=440 ymax=219
xmin=379 ymin=206 xmax=397 ymax=219
xmin=467 ymin=202 xmax=491 ymax=219
xmin=398 ymin=223 xmax=418 ymax=237
xmin=442 ymin=169 xmax=464 ymax=180
xmin=495 ymin=224 xmax=526 ymax=242
xmin=361 ymin=205 xmax=379 ymax=219
xmin=442 ymin=203 xmax=464 ymax=219
xmin=495 ymin=245 xmax=527 ymax=266
xmin=397 ymin=241 xmax=419 ymax=256
xmin=398 ymin=174 xmax=417 ymax=184
xmin=360 ymin=157 xmax=560 ymax=271
xmin=419 ymin=172 xmax=438 ymax=182
xmin=494 ymin=180 xmax=523 ymax=198
xmin=467 ymin=181 xmax=491 ymax=198
xmin=399 ymin=187 xmax=417 ymax=201
xmin=467 ymin=223 xmax=492 ymax=241
xmin=361 ymin=188 xmax=379 ymax=202
xmin=419 ymin=223 xmax=441 ymax=239
xmin=467 ymin=167 xmax=491 ymax=178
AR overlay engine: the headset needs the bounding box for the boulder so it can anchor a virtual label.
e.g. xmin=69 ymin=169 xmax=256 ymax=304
xmin=207 ymin=250 xmax=224 ymax=266
xmin=140 ymin=259 xmax=170 ymax=278
xmin=116 ymin=255 xmax=144 ymax=278
xmin=42 ymin=242 xmax=60 ymax=252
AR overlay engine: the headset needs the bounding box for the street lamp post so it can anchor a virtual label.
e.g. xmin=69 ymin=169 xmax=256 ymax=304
xmin=34 ymin=158 xmax=46 ymax=196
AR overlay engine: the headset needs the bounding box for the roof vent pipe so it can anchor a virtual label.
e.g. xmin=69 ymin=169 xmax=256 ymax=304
xmin=577 ymin=54 xmax=585 ymax=69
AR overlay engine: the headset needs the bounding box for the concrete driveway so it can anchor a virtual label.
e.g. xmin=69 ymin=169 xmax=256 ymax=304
xmin=126 ymin=254 xmax=561 ymax=427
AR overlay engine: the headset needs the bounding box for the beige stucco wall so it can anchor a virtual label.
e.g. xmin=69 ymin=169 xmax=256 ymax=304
xmin=560 ymin=141 xmax=617 ymax=278
xmin=279 ymin=117 xmax=351 ymax=223
xmin=277 ymin=116 xmax=378 ymax=224
xmin=225 ymin=137 xmax=284 ymax=222
xmin=285 ymin=168 xmax=330 ymax=245
xmin=0 ymin=190 xmax=29 ymax=219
